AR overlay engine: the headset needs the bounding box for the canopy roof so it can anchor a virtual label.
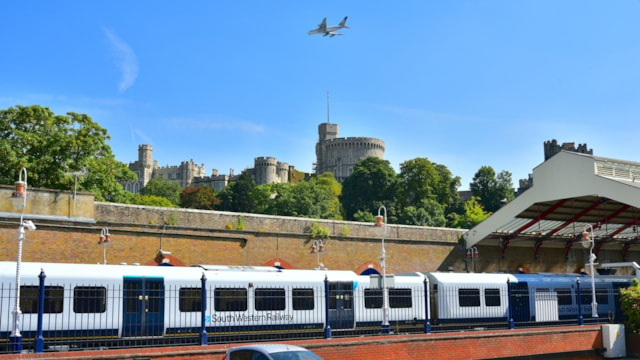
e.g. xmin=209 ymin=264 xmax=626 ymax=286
xmin=463 ymin=151 xmax=640 ymax=259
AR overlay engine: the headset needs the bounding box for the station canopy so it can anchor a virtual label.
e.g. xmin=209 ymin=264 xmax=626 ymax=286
xmin=463 ymin=151 xmax=640 ymax=260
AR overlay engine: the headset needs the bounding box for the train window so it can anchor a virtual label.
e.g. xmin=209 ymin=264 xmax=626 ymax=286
xmin=458 ymin=288 xmax=481 ymax=307
xmin=596 ymin=289 xmax=609 ymax=305
xmin=578 ymin=289 xmax=592 ymax=305
xmin=328 ymin=282 xmax=353 ymax=310
xmin=364 ymin=289 xmax=383 ymax=309
xmin=179 ymin=288 xmax=202 ymax=312
xmin=255 ymin=288 xmax=285 ymax=311
xmin=484 ymin=288 xmax=501 ymax=307
xmin=20 ymin=285 xmax=64 ymax=314
xmin=215 ymin=288 xmax=248 ymax=312
xmin=389 ymin=288 xmax=412 ymax=308
xmin=556 ymin=288 xmax=572 ymax=305
xmin=124 ymin=281 xmax=140 ymax=313
xmin=292 ymin=288 xmax=315 ymax=310
xmin=73 ymin=286 xmax=106 ymax=313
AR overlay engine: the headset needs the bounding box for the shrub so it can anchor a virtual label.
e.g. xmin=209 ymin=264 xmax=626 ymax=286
xmin=620 ymin=278 xmax=640 ymax=333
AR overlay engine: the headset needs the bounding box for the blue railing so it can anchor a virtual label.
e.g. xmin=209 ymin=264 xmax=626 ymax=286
xmin=0 ymin=272 xmax=619 ymax=354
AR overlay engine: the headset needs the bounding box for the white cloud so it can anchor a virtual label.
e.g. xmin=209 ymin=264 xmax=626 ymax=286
xmin=104 ymin=28 xmax=139 ymax=93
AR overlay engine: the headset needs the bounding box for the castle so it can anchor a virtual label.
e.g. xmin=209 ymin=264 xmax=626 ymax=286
xmin=123 ymin=122 xmax=386 ymax=193
xmin=314 ymin=122 xmax=386 ymax=183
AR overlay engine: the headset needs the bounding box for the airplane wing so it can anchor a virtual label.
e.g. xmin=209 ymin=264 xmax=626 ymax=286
xmin=318 ymin=17 xmax=327 ymax=31
xmin=326 ymin=32 xmax=343 ymax=37
xmin=308 ymin=17 xmax=327 ymax=35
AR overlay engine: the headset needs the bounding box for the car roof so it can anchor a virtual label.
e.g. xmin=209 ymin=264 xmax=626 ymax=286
xmin=227 ymin=344 xmax=309 ymax=354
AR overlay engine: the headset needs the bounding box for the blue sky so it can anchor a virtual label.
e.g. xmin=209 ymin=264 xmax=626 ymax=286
xmin=2 ymin=1 xmax=640 ymax=190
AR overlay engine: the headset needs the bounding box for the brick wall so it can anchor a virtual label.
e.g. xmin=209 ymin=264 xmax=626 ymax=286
xmin=1 ymin=326 xmax=604 ymax=360
xmin=1 ymin=187 xmax=634 ymax=273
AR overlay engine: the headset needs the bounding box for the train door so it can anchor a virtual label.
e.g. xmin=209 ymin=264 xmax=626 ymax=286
xmin=328 ymin=281 xmax=354 ymax=329
xmin=122 ymin=276 xmax=165 ymax=337
xmin=510 ymin=282 xmax=531 ymax=322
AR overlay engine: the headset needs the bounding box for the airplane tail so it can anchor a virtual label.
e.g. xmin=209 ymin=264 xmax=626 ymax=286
xmin=339 ymin=16 xmax=349 ymax=28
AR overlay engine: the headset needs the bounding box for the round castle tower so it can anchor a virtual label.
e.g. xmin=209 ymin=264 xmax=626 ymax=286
xmin=254 ymin=157 xmax=289 ymax=184
xmin=315 ymin=123 xmax=385 ymax=183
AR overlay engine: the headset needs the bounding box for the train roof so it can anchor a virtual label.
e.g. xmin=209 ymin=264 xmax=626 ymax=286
xmin=512 ymin=272 xmax=634 ymax=284
xmin=424 ymin=272 xmax=517 ymax=285
xmin=0 ymin=261 xmax=203 ymax=282
xmin=0 ymin=262 xmax=362 ymax=284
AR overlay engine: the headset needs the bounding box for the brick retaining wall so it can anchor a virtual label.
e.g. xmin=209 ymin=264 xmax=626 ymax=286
xmin=1 ymin=326 xmax=604 ymax=360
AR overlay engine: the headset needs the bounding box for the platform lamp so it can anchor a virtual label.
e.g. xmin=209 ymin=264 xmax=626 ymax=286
xmin=581 ymin=225 xmax=598 ymax=318
xmin=375 ymin=205 xmax=390 ymax=334
xmin=310 ymin=239 xmax=326 ymax=270
xmin=9 ymin=167 xmax=37 ymax=353
xmin=98 ymin=227 xmax=112 ymax=265
xmin=465 ymin=247 xmax=480 ymax=273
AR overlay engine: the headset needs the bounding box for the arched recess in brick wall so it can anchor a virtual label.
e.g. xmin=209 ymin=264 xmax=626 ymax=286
xmin=263 ymin=258 xmax=294 ymax=269
xmin=355 ymin=262 xmax=380 ymax=275
xmin=145 ymin=252 xmax=186 ymax=267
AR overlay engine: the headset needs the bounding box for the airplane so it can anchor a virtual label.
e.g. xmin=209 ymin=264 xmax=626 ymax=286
xmin=308 ymin=16 xmax=349 ymax=37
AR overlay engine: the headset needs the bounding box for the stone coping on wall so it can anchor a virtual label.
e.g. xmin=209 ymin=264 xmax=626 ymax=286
xmin=95 ymin=202 xmax=465 ymax=245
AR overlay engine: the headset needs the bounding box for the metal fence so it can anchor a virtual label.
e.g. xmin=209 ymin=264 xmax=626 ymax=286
xmin=0 ymin=275 xmax=620 ymax=355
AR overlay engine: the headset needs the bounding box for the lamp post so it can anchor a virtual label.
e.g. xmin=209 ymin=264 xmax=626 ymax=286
xmin=375 ymin=206 xmax=390 ymax=334
xmin=465 ymin=247 xmax=480 ymax=273
xmin=581 ymin=225 xmax=598 ymax=318
xmin=10 ymin=168 xmax=37 ymax=353
xmin=310 ymin=239 xmax=326 ymax=270
xmin=98 ymin=227 xmax=112 ymax=265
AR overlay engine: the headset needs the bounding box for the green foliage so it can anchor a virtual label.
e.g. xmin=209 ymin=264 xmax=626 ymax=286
xmin=340 ymin=225 xmax=350 ymax=236
xmin=470 ymin=166 xmax=515 ymax=213
xmin=353 ymin=210 xmax=376 ymax=223
xmin=141 ymin=177 xmax=182 ymax=206
xmin=398 ymin=199 xmax=447 ymax=227
xmin=166 ymin=212 xmax=179 ymax=225
xmin=449 ymin=196 xmax=492 ymax=229
xmin=340 ymin=157 xmax=397 ymax=221
xmin=252 ymin=176 xmax=342 ymax=220
xmin=394 ymin=158 xmax=462 ymax=227
xmin=134 ymin=194 xmax=177 ymax=208
xmin=620 ymin=279 xmax=640 ymax=334
xmin=0 ymin=105 xmax=136 ymax=201
xmin=236 ymin=216 xmax=245 ymax=230
xmin=308 ymin=222 xmax=330 ymax=239
xmin=180 ymin=186 xmax=220 ymax=209
xmin=217 ymin=170 xmax=256 ymax=213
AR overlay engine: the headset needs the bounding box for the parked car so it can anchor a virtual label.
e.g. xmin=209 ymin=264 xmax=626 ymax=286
xmin=222 ymin=344 xmax=323 ymax=360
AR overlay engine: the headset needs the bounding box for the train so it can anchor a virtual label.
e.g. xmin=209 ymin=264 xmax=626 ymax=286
xmin=0 ymin=261 xmax=633 ymax=352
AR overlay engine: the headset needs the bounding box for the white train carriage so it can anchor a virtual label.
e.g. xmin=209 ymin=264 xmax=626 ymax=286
xmin=195 ymin=265 xmax=361 ymax=336
xmin=0 ymin=261 xmax=373 ymax=345
xmin=510 ymin=273 xmax=633 ymax=322
xmin=0 ymin=261 xmax=205 ymax=342
xmin=352 ymin=273 xmax=426 ymax=332
xmin=424 ymin=272 xmax=517 ymax=324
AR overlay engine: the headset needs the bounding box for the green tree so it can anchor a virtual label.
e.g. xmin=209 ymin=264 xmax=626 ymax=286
xmin=140 ymin=177 xmax=182 ymax=206
xmin=0 ymin=105 xmax=136 ymax=201
xmin=180 ymin=186 xmax=220 ymax=210
xmin=340 ymin=157 xmax=397 ymax=221
xmin=398 ymin=199 xmax=447 ymax=227
xmin=217 ymin=170 xmax=256 ymax=213
xmin=449 ymin=196 xmax=491 ymax=229
xmin=395 ymin=158 xmax=461 ymax=226
xmin=282 ymin=177 xmax=342 ymax=219
xmin=469 ymin=166 xmax=515 ymax=213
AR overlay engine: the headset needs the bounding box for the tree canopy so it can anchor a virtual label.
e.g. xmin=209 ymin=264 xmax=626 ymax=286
xmin=0 ymin=105 xmax=136 ymax=201
xmin=140 ymin=177 xmax=182 ymax=206
xmin=340 ymin=157 xmax=397 ymax=221
xmin=469 ymin=166 xmax=515 ymax=213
